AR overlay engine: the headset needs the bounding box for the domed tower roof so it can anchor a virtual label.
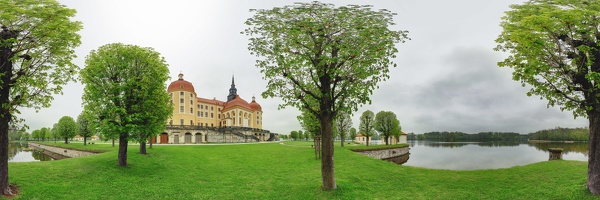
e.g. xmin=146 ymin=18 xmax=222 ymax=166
xmin=249 ymin=96 xmax=262 ymax=111
xmin=167 ymin=72 xmax=196 ymax=95
xmin=222 ymin=95 xmax=252 ymax=111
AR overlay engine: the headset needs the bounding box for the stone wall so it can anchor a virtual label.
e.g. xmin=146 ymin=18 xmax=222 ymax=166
xmin=356 ymin=147 xmax=410 ymax=160
xmin=28 ymin=142 xmax=96 ymax=158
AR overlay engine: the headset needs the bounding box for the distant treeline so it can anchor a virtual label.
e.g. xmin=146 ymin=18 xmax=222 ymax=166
xmin=528 ymin=127 xmax=589 ymax=141
xmin=407 ymin=131 xmax=527 ymax=142
xmin=407 ymin=127 xmax=590 ymax=142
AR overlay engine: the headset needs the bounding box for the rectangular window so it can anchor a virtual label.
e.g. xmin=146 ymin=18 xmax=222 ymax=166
xmin=179 ymin=106 xmax=184 ymax=113
xmin=201 ymin=112 xmax=204 ymax=117
xmin=218 ymin=114 xmax=221 ymax=119
xmin=180 ymin=92 xmax=184 ymax=96
xmin=198 ymin=111 xmax=201 ymax=116
xmin=211 ymin=113 xmax=214 ymax=118
xmin=190 ymin=108 xmax=193 ymax=114
xmin=190 ymin=93 xmax=193 ymax=97
xmin=180 ymin=119 xmax=184 ymax=125
xmin=205 ymin=112 xmax=208 ymax=117
xmin=201 ymin=105 xmax=204 ymax=109
xmin=190 ymin=100 xmax=193 ymax=105
xmin=211 ymin=106 xmax=214 ymax=111
xmin=180 ymin=99 xmax=184 ymax=103
xmin=198 ymin=104 xmax=200 ymax=109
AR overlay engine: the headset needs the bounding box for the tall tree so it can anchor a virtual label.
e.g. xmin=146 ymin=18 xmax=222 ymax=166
xmin=374 ymin=111 xmax=400 ymax=145
xmin=359 ymin=110 xmax=375 ymax=146
xmin=77 ymin=112 xmax=93 ymax=146
xmin=51 ymin=123 xmax=58 ymax=143
xmin=290 ymin=130 xmax=298 ymax=141
xmin=39 ymin=127 xmax=49 ymax=142
xmin=21 ymin=132 xmax=29 ymax=141
xmin=0 ymin=0 xmax=81 ymax=194
xmin=297 ymin=109 xmax=322 ymax=159
xmin=81 ymin=43 xmax=171 ymax=166
xmin=349 ymin=127 xmax=357 ymax=142
xmin=335 ymin=112 xmax=352 ymax=147
xmin=495 ymin=0 xmax=600 ymax=194
xmin=57 ymin=116 xmax=78 ymax=144
xmin=31 ymin=129 xmax=40 ymax=142
xmin=244 ymin=2 xmax=407 ymax=190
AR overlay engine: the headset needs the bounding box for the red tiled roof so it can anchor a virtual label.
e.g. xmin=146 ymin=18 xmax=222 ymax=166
xmin=167 ymin=79 xmax=196 ymax=94
xmin=222 ymin=95 xmax=252 ymax=111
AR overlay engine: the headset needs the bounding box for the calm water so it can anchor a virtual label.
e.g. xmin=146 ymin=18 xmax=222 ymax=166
xmin=8 ymin=142 xmax=53 ymax=162
xmin=403 ymin=140 xmax=588 ymax=170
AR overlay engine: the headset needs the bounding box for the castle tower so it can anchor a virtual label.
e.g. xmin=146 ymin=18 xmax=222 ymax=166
xmin=227 ymin=75 xmax=237 ymax=101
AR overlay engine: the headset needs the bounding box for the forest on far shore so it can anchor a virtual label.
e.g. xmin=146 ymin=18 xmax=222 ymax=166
xmin=406 ymin=127 xmax=589 ymax=142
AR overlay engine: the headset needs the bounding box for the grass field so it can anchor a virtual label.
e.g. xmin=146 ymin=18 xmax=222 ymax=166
xmin=5 ymin=140 xmax=597 ymax=199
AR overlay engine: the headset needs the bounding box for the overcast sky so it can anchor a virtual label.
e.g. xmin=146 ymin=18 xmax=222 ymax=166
xmin=18 ymin=0 xmax=588 ymax=135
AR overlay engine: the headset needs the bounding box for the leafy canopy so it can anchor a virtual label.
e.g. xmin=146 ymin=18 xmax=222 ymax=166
xmin=244 ymin=1 xmax=409 ymax=116
xmin=80 ymin=43 xmax=171 ymax=143
xmin=0 ymin=0 xmax=82 ymax=125
xmin=495 ymin=0 xmax=600 ymax=118
xmin=57 ymin=116 xmax=78 ymax=139
xmin=359 ymin=110 xmax=375 ymax=137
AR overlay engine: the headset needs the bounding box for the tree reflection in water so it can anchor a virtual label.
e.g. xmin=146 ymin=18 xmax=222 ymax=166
xmin=8 ymin=142 xmax=53 ymax=162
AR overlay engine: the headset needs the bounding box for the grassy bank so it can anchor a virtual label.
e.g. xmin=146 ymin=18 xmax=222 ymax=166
xmin=6 ymin=141 xmax=595 ymax=199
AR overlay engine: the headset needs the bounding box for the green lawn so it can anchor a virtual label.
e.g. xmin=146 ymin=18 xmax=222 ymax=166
xmin=6 ymin=141 xmax=596 ymax=199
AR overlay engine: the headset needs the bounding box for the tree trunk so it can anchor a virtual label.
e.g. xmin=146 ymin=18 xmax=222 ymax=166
xmin=112 ymin=138 xmax=115 ymax=147
xmin=118 ymin=134 xmax=128 ymax=167
xmin=366 ymin=135 xmax=370 ymax=146
xmin=84 ymin=137 xmax=87 ymax=146
xmin=64 ymin=137 xmax=68 ymax=144
xmin=385 ymin=136 xmax=389 ymax=145
xmin=140 ymin=134 xmax=146 ymax=154
xmin=588 ymin=111 xmax=600 ymax=194
xmin=341 ymin=136 xmax=345 ymax=147
xmin=320 ymin=113 xmax=336 ymax=191
xmin=0 ymin=116 xmax=12 ymax=195
xmin=0 ymin=29 xmax=14 ymax=195
xmin=149 ymin=137 xmax=153 ymax=149
xmin=140 ymin=142 xmax=146 ymax=154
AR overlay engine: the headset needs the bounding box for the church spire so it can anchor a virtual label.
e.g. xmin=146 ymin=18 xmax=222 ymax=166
xmin=227 ymin=75 xmax=237 ymax=101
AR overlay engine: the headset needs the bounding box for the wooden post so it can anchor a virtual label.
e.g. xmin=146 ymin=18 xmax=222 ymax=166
xmin=548 ymin=148 xmax=563 ymax=160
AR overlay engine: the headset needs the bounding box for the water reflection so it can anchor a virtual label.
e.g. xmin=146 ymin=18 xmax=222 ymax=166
xmin=8 ymin=142 xmax=53 ymax=162
xmin=404 ymin=140 xmax=588 ymax=170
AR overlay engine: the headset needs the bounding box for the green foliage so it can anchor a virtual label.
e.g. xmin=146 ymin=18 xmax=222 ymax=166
xmin=335 ymin=111 xmax=352 ymax=145
xmin=0 ymin=0 xmax=82 ymax=124
xmin=244 ymin=1 xmax=408 ymax=190
xmin=297 ymin=109 xmax=320 ymax=137
xmin=39 ymin=127 xmax=49 ymax=142
xmin=374 ymin=111 xmax=400 ymax=145
xmin=529 ymin=127 xmax=589 ymax=141
xmin=495 ymin=0 xmax=600 ymax=118
xmin=244 ymin=2 xmax=408 ymax=115
xmin=30 ymin=129 xmax=38 ymax=141
xmin=290 ymin=130 xmax=298 ymax=141
xmin=21 ymin=131 xmax=29 ymax=140
xmin=77 ymin=111 xmax=94 ymax=145
xmin=80 ymin=43 xmax=171 ymax=149
xmin=359 ymin=110 xmax=375 ymax=145
xmin=51 ymin=123 xmax=58 ymax=142
xmin=349 ymin=127 xmax=357 ymax=141
xmin=57 ymin=116 xmax=78 ymax=143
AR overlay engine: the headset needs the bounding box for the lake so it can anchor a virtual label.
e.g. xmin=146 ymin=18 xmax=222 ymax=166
xmin=402 ymin=140 xmax=588 ymax=170
xmin=8 ymin=142 xmax=53 ymax=162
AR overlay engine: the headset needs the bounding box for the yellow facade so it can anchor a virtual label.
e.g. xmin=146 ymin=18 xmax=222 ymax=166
xmin=167 ymin=72 xmax=263 ymax=129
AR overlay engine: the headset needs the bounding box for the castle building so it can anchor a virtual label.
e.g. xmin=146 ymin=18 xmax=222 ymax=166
xmin=154 ymin=72 xmax=273 ymax=144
